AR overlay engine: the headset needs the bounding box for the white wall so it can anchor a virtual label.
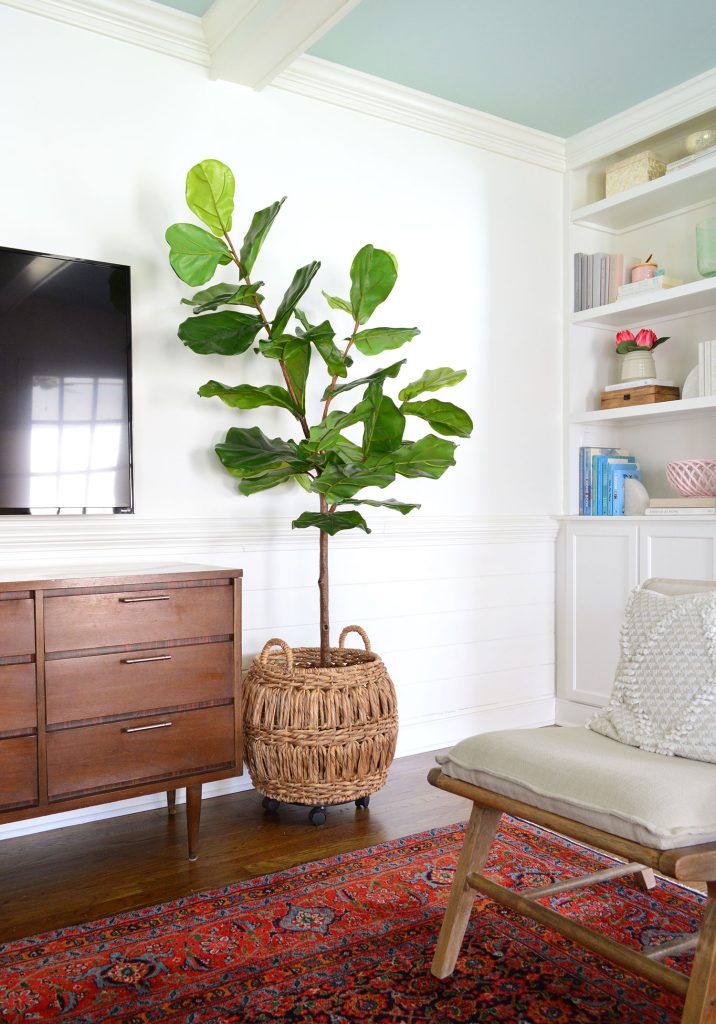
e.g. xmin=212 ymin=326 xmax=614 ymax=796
xmin=0 ymin=4 xmax=562 ymax=836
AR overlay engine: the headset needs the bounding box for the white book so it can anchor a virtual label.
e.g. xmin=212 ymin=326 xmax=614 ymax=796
xmin=645 ymin=507 xmax=716 ymax=515
xmin=603 ymin=378 xmax=676 ymax=392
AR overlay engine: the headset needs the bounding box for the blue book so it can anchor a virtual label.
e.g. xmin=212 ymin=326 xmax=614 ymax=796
xmin=592 ymin=454 xmax=635 ymax=515
xmin=603 ymin=457 xmax=636 ymax=515
xmin=610 ymin=464 xmax=641 ymax=515
xmin=581 ymin=447 xmax=631 ymax=515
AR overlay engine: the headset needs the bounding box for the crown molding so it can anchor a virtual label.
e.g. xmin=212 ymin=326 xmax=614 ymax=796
xmin=0 ymin=515 xmax=559 ymax=571
xmin=566 ymin=66 xmax=716 ymax=169
xmin=273 ymin=55 xmax=566 ymax=173
xmin=203 ymin=0 xmax=360 ymax=90
xmin=0 ymin=0 xmax=208 ymax=65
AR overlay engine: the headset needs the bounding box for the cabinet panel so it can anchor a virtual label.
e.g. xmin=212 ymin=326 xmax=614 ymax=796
xmin=562 ymin=524 xmax=637 ymax=707
xmin=0 ymin=599 xmax=35 ymax=657
xmin=47 ymin=705 xmax=236 ymax=800
xmin=45 ymin=641 xmax=233 ymax=725
xmin=640 ymin=523 xmax=716 ymax=581
xmin=0 ymin=663 xmax=37 ymax=733
xmin=0 ymin=736 xmax=37 ymax=809
xmin=44 ymin=584 xmax=233 ymax=652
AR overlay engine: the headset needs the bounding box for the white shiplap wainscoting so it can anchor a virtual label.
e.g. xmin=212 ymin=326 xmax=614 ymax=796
xmin=0 ymin=514 xmax=557 ymax=839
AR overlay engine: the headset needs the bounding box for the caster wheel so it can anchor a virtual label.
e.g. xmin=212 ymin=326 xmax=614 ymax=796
xmin=309 ymin=806 xmax=327 ymax=826
xmin=262 ymin=796 xmax=280 ymax=813
xmin=355 ymin=795 xmax=371 ymax=809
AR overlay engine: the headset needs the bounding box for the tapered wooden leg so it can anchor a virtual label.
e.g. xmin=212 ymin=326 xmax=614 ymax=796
xmin=166 ymin=789 xmax=177 ymax=817
xmin=634 ymin=867 xmax=657 ymax=890
xmin=682 ymin=883 xmax=716 ymax=1024
xmin=431 ymin=803 xmax=502 ymax=979
xmin=186 ymin=784 xmax=202 ymax=862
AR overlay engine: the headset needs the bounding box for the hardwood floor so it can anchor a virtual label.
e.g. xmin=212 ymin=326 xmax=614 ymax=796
xmin=0 ymin=750 xmax=468 ymax=943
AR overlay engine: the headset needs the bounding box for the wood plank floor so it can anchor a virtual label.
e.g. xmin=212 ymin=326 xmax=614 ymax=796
xmin=0 ymin=750 xmax=467 ymax=943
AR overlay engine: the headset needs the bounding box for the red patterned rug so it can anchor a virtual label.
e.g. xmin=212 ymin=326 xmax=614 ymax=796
xmin=0 ymin=817 xmax=704 ymax=1023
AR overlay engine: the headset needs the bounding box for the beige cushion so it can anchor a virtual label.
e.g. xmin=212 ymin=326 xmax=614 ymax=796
xmin=588 ymin=580 xmax=716 ymax=763
xmin=436 ymin=726 xmax=716 ymax=850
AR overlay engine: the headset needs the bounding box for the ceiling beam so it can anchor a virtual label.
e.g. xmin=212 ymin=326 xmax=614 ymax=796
xmin=202 ymin=0 xmax=362 ymax=91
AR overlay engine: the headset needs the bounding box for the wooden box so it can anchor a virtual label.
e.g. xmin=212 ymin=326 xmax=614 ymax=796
xmin=600 ymin=384 xmax=680 ymax=409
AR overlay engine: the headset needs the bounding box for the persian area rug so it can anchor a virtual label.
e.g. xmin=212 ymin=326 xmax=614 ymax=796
xmin=0 ymin=818 xmax=704 ymax=1024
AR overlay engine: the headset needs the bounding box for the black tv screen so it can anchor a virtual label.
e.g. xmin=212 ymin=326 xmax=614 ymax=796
xmin=0 ymin=246 xmax=133 ymax=514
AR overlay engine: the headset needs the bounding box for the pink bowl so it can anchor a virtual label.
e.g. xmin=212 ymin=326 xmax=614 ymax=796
xmin=666 ymin=459 xmax=716 ymax=497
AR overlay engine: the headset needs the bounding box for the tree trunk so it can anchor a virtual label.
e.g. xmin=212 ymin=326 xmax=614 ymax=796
xmin=319 ymin=494 xmax=330 ymax=666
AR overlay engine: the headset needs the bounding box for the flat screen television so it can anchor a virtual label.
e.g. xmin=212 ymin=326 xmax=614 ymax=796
xmin=0 ymin=246 xmax=133 ymax=514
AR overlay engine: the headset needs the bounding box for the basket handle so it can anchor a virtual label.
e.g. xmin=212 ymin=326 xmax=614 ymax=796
xmin=259 ymin=638 xmax=294 ymax=673
xmin=338 ymin=625 xmax=372 ymax=652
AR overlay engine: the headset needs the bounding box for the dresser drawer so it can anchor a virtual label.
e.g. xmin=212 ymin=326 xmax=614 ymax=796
xmin=45 ymin=641 xmax=234 ymax=725
xmin=44 ymin=583 xmax=234 ymax=653
xmin=47 ymin=705 xmax=236 ymax=799
xmin=0 ymin=663 xmax=37 ymax=733
xmin=0 ymin=598 xmax=35 ymax=657
xmin=0 ymin=736 xmax=37 ymax=809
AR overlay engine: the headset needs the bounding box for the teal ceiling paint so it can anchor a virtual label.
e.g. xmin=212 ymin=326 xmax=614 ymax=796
xmin=309 ymin=0 xmax=716 ymax=136
xmin=151 ymin=0 xmax=213 ymax=15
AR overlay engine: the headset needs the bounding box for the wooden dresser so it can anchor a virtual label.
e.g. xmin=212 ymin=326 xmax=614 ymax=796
xmin=0 ymin=565 xmax=242 ymax=859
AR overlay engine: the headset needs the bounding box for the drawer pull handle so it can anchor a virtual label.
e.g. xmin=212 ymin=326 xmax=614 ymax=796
xmin=122 ymin=721 xmax=173 ymax=734
xmin=122 ymin=655 xmax=173 ymax=665
xmin=119 ymin=595 xmax=170 ymax=603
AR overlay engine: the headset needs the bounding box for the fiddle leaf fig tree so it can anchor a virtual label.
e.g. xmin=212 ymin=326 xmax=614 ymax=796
xmin=166 ymin=160 xmax=473 ymax=666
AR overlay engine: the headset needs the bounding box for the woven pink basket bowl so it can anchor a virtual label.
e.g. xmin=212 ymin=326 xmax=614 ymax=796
xmin=666 ymin=459 xmax=716 ymax=497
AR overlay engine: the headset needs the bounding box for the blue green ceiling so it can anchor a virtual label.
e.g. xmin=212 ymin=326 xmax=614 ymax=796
xmin=153 ymin=0 xmax=716 ymax=137
xmin=153 ymin=0 xmax=213 ymax=15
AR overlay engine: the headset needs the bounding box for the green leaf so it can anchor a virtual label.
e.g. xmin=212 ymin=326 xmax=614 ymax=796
xmin=185 ymin=159 xmax=235 ymax=237
xmin=398 ymin=367 xmax=467 ymax=402
xmin=239 ymin=198 xmax=285 ymax=276
xmin=354 ymin=326 xmax=420 ymax=357
xmin=349 ymin=245 xmax=398 ymax=325
xmin=402 ymin=399 xmax=473 ymax=438
xmin=257 ymin=336 xmax=288 ymax=360
xmin=272 ymin=262 xmax=321 ymax=337
xmin=181 ymin=282 xmax=264 ymax=313
xmin=237 ymin=468 xmax=298 ymax=495
xmin=283 ymin=336 xmax=311 ymax=413
xmin=215 ymin=426 xmax=308 ymax=477
xmin=166 ymin=223 xmax=233 ymax=286
xmin=301 ymin=319 xmax=352 ymax=378
xmin=292 ymin=511 xmax=371 ymax=535
xmin=198 ymin=381 xmax=300 ymax=414
xmin=616 ymin=341 xmax=638 ymax=354
xmin=393 ymin=435 xmax=457 ymax=480
xmin=178 ymin=311 xmax=263 ymax=355
xmin=323 ymin=359 xmax=406 ymax=401
xmin=312 ymin=459 xmax=396 ymax=501
xmin=339 ymin=498 xmax=420 ymax=515
xmin=362 ymin=389 xmax=405 ymax=456
xmin=322 ymin=291 xmax=353 ymax=314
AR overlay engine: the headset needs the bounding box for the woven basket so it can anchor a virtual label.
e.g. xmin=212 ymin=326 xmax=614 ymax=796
xmin=242 ymin=626 xmax=398 ymax=806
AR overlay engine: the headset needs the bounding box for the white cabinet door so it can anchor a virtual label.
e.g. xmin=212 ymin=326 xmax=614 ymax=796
xmin=640 ymin=522 xmax=716 ymax=581
xmin=558 ymin=522 xmax=638 ymax=711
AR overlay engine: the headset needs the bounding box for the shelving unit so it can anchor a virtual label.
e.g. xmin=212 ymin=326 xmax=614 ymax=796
xmin=572 ymin=277 xmax=716 ymax=329
xmin=570 ymin=394 xmax=716 ymax=425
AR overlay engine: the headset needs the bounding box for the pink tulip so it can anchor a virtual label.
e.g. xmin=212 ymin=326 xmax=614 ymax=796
xmin=635 ymin=328 xmax=657 ymax=349
xmin=616 ymin=330 xmax=634 ymax=343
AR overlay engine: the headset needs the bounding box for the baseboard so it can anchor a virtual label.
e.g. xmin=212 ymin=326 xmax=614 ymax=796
xmin=555 ymin=698 xmax=598 ymax=726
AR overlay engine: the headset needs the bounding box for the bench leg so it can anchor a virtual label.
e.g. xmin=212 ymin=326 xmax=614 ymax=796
xmin=431 ymin=803 xmax=502 ymax=979
xmin=682 ymin=883 xmax=716 ymax=1024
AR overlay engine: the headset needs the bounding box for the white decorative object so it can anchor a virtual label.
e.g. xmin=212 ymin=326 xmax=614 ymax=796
xmin=685 ymin=127 xmax=716 ymax=154
xmin=682 ymin=366 xmax=699 ymax=399
xmin=666 ymin=459 xmax=716 ymax=497
xmin=620 ymin=349 xmax=657 ymax=382
xmin=588 ymin=587 xmax=716 ymax=763
xmin=624 ymin=477 xmax=649 ymax=515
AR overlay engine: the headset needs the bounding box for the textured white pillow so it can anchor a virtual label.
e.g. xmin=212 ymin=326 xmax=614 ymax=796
xmin=588 ymin=586 xmax=716 ymax=763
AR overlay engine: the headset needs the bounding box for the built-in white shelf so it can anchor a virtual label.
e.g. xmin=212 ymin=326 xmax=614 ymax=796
xmin=570 ymin=394 xmax=716 ymax=425
xmin=572 ymin=276 xmax=716 ymax=329
xmin=571 ymin=152 xmax=716 ymax=233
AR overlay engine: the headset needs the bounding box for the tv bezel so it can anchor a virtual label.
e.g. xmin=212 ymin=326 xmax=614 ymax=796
xmin=0 ymin=244 xmax=135 ymax=516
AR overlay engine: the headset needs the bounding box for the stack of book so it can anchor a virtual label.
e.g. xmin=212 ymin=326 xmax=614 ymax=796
xmin=665 ymin=143 xmax=716 ymax=174
xmin=617 ymin=269 xmax=683 ymax=300
xmin=579 ymin=447 xmax=641 ymax=515
xmin=646 ymin=498 xmax=716 ymax=516
xmin=573 ymin=253 xmax=638 ymax=311
xmin=698 ymin=340 xmax=716 ymax=396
